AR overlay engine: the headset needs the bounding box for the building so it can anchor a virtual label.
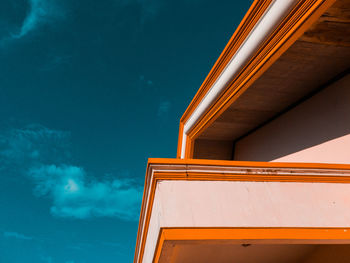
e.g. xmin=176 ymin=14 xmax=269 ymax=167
xmin=134 ymin=0 xmax=350 ymax=262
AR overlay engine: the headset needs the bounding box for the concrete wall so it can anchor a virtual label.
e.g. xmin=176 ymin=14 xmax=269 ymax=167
xmin=234 ymin=74 xmax=350 ymax=163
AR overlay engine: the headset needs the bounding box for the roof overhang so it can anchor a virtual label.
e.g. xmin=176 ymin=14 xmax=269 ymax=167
xmin=134 ymin=159 xmax=350 ymax=262
xmin=178 ymin=0 xmax=349 ymax=159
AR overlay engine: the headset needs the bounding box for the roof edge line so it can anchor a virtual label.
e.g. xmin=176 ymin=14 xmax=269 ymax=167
xmin=180 ymin=0 xmax=298 ymax=158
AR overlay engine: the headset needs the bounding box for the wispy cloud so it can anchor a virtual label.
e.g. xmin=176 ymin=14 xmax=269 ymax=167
xmin=137 ymin=75 xmax=155 ymax=92
xmin=117 ymin=0 xmax=161 ymax=24
xmin=67 ymin=239 xmax=124 ymax=252
xmin=139 ymin=75 xmax=153 ymax=86
xmin=40 ymin=54 xmax=72 ymax=71
xmin=29 ymin=164 xmax=141 ymax=220
xmin=157 ymin=100 xmax=171 ymax=117
xmin=14 ymin=0 xmax=63 ymax=39
xmin=0 ymin=124 xmax=70 ymax=169
xmin=0 ymin=125 xmax=142 ymax=221
xmin=3 ymin=231 xmax=33 ymax=240
xmin=136 ymin=0 xmax=160 ymax=24
xmin=100 ymin=241 xmax=124 ymax=248
xmin=40 ymin=255 xmax=53 ymax=263
xmin=1 ymin=0 xmax=64 ymax=44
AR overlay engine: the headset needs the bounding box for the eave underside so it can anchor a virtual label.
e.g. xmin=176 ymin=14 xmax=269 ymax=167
xmin=193 ymin=0 xmax=350 ymax=159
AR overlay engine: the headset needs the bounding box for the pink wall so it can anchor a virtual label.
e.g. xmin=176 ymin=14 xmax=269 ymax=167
xmin=234 ymin=74 xmax=350 ymax=163
xmin=142 ymin=180 xmax=350 ymax=263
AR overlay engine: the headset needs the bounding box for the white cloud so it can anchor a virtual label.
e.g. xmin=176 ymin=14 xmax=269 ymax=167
xmin=3 ymin=0 xmax=64 ymax=42
xmin=1 ymin=125 xmax=142 ymax=221
xmin=29 ymin=164 xmax=142 ymax=220
xmin=3 ymin=231 xmax=33 ymax=240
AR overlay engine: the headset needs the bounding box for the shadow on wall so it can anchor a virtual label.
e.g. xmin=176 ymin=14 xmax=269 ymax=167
xmin=234 ymin=74 xmax=350 ymax=163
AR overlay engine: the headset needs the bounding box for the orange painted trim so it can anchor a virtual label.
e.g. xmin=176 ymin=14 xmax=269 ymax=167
xmin=153 ymin=171 xmax=350 ymax=184
xmin=147 ymin=158 xmax=350 ymax=170
xmin=187 ymin=0 xmax=336 ymax=143
xmin=134 ymin=169 xmax=158 ymax=263
xmin=179 ymin=0 xmax=337 ymax=158
xmin=133 ymin=164 xmax=151 ymax=263
xmin=184 ymin=135 xmax=194 ymax=159
xmin=177 ymin=0 xmax=273 ymax=157
xmin=153 ymin=229 xmax=166 ymax=263
xmin=154 ymin=227 xmax=350 ymax=262
xmin=176 ymin=123 xmax=184 ymax=158
xmin=162 ymin=228 xmax=350 ymax=241
xmin=134 ymin=159 xmax=350 ymax=263
xmin=180 ymin=0 xmax=273 ymax=124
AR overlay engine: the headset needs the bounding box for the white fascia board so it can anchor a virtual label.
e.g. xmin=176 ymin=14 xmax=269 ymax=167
xmin=181 ymin=0 xmax=298 ymax=158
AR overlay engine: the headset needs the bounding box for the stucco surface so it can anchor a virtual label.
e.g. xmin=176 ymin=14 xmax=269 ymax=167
xmin=142 ymin=180 xmax=350 ymax=262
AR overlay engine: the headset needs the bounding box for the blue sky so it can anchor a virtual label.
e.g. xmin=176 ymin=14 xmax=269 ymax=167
xmin=0 ymin=0 xmax=251 ymax=262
